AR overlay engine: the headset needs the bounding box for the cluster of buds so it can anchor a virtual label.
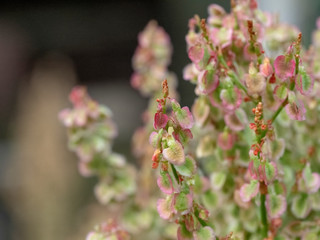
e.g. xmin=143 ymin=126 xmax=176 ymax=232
xmin=59 ymin=86 xmax=136 ymax=205
xmin=250 ymin=102 xmax=267 ymax=134
xmin=150 ymin=80 xmax=216 ymax=239
xmin=131 ymin=20 xmax=177 ymax=96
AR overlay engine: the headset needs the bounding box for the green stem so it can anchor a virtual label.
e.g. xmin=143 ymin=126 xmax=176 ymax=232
xmin=271 ymin=99 xmax=288 ymax=123
xmin=170 ymin=163 xmax=180 ymax=184
xmin=194 ymin=213 xmax=208 ymax=227
xmin=260 ymin=193 xmax=268 ymax=238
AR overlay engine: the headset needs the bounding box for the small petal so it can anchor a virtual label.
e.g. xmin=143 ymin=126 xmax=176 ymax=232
xmin=188 ymin=45 xmax=204 ymax=63
xmin=266 ymin=194 xmax=287 ymax=218
xmin=173 ymin=193 xmax=193 ymax=215
xmin=177 ymin=225 xmax=193 ymax=240
xmin=210 ymin=27 xmax=232 ymax=48
xmin=265 ymin=162 xmax=278 ymax=183
xmin=245 ymin=73 xmax=266 ymax=95
xmin=157 ymin=197 xmax=173 ymax=220
xmin=260 ymin=57 xmax=273 ymax=77
xmin=157 ymin=173 xmax=174 ymax=194
xmin=302 ymin=163 xmax=320 ymax=193
xmin=296 ymin=66 xmax=314 ymax=96
xmin=59 ymin=109 xmax=73 ymax=127
xmin=217 ymin=132 xmax=234 ymax=150
xmin=192 ymin=97 xmax=210 ymax=127
xmin=210 ymin=172 xmax=226 ymax=190
xmin=163 ymin=138 xmax=185 ymax=165
xmin=285 ymin=100 xmax=306 ymax=121
xmin=274 ymin=55 xmax=295 ymax=80
xmin=291 ymin=194 xmax=311 ymax=219
xmin=174 ymin=106 xmax=194 ymax=129
xmin=94 ymin=181 xmax=115 ymax=205
xmin=239 ymin=180 xmax=260 ymax=202
xmin=198 ymin=70 xmax=219 ymax=94
xmin=149 ymin=131 xmax=160 ymax=148
xmin=69 ymin=86 xmax=87 ymax=106
xmin=220 ymin=87 xmax=242 ymax=113
xmin=154 ymin=112 xmax=169 ymax=130
xmin=273 ymin=84 xmax=288 ymax=102
xmin=175 ymin=155 xmax=197 ymax=177
xmin=224 ymin=109 xmax=248 ymax=132
xmin=193 ymin=226 xmax=216 ymax=240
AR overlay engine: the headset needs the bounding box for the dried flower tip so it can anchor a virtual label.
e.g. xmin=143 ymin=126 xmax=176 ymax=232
xmin=296 ymin=32 xmax=302 ymax=46
xmin=200 ymin=18 xmax=207 ymax=34
xmin=247 ymin=20 xmax=253 ymax=35
xmin=261 ymin=124 xmax=267 ymax=130
xmin=162 ymin=79 xmax=169 ymax=98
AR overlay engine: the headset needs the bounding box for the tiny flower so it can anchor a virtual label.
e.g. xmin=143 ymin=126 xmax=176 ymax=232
xmin=274 ymin=55 xmax=295 ymax=80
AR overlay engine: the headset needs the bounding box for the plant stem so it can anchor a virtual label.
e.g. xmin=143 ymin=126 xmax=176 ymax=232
xmin=270 ymin=99 xmax=288 ymax=123
xmin=170 ymin=163 xmax=180 ymax=184
xmin=260 ymin=193 xmax=268 ymax=238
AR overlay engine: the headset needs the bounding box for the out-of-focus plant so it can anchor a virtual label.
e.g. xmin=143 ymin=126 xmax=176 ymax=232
xmin=60 ymin=1 xmax=320 ymax=239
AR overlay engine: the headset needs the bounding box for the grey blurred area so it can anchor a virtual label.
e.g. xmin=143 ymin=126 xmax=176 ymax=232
xmin=0 ymin=1 xmax=319 ymax=239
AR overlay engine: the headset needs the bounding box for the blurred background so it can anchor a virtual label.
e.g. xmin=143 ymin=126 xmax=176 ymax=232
xmin=0 ymin=0 xmax=319 ymax=239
